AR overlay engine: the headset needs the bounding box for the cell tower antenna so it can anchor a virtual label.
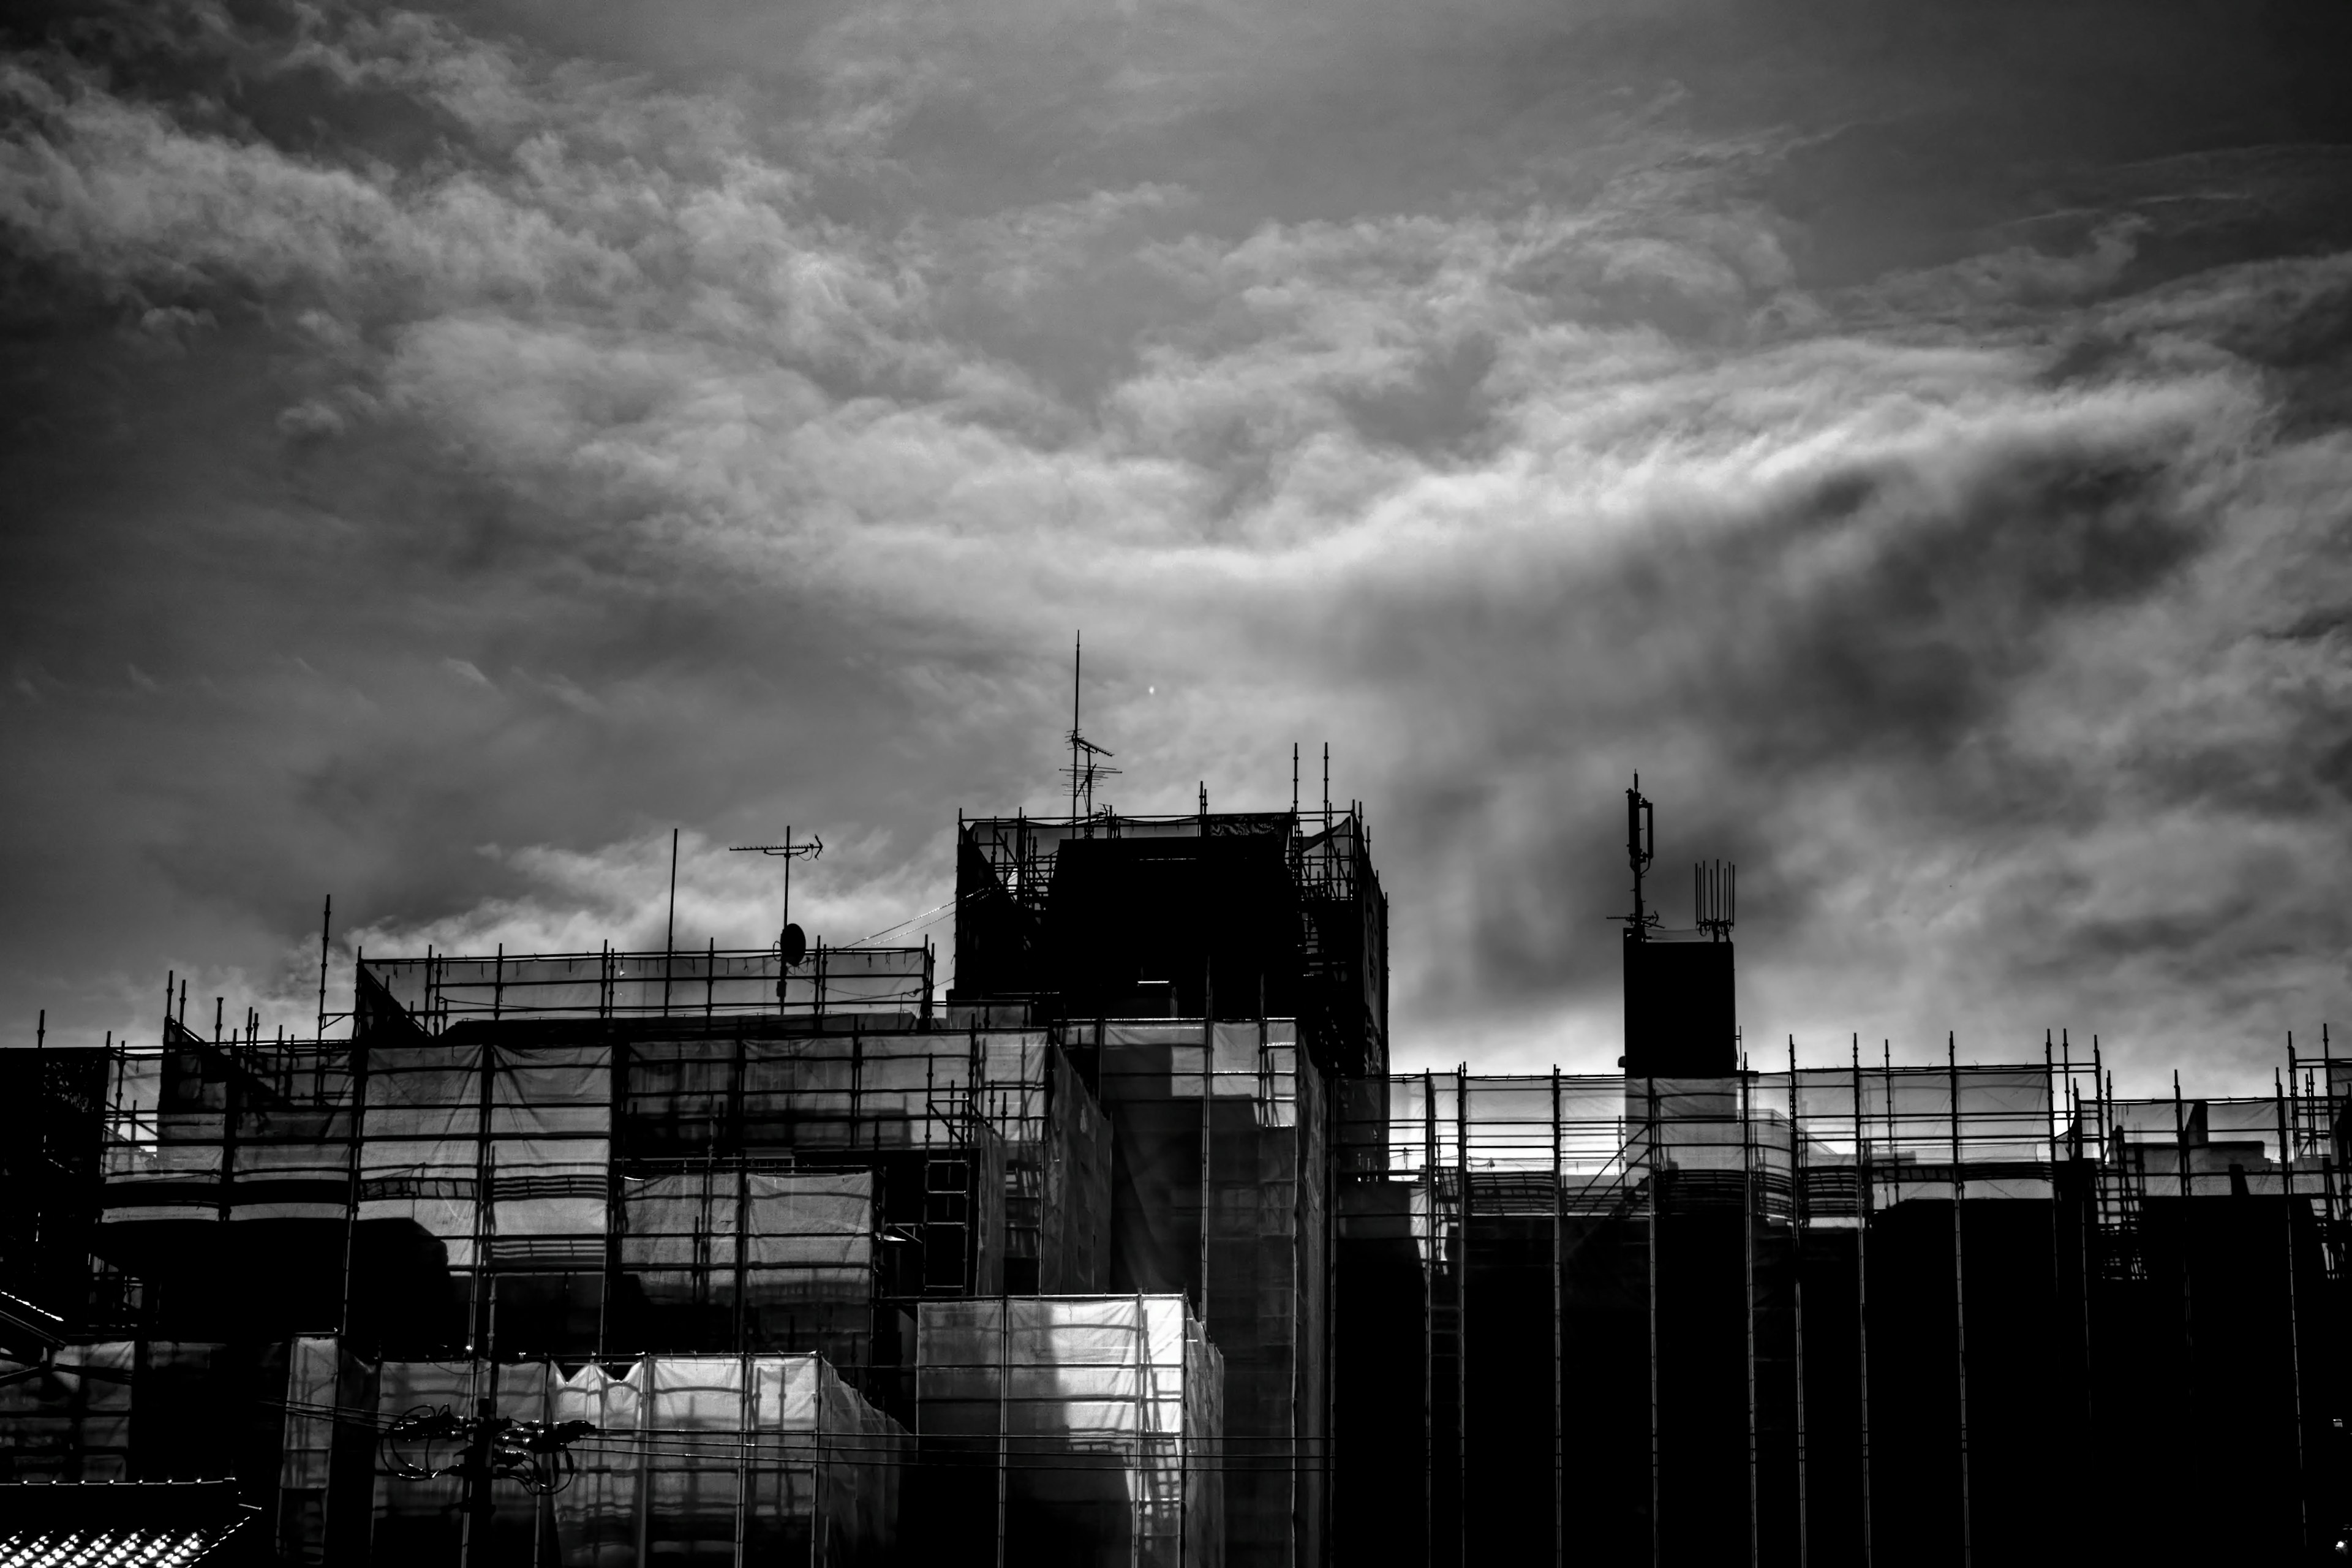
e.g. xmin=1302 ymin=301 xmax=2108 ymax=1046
xmin=1695 ymin=859 xmax=1736 ymax=941
xmin=1618 ymin=775 xmax=1659 ymax=940
xmin=1061 ymin=632 xmax=1118 ymax=819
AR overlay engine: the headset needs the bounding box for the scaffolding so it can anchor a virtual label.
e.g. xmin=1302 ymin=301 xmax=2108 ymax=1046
xmin=0 ymin=1047 xmax=118 ymax=1353
xmin=954 ymin=810 xmax=1387 ymax=1076
xmin=1059 ymin=1018 xmax=1324 ymax=1568
xmin=1333 ymin=1044 xmax=2350 ymax=1568
xmin=0 ymin=1340 xmax=132 ymax=1482
xmin=915 ymin=1294 xmax=1223 ymax=1568
xmin=94 ymin=1006 xmax=1110 ymax=1404
xmin=368 ymin=1350 xmax=906 ymax=1566
xmin=30 ymin=933 xmax=2350 ymax=1568
xmin=361 ymin=944 xmax=936 ymax=1030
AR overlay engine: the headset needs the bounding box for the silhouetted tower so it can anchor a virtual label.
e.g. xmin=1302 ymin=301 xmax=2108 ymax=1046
xmin=1619 ymin=778 xmax=1737 ymax=1076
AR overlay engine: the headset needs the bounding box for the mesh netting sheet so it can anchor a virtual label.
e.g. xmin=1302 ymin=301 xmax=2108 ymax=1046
xmin=0 ymin=1342 xmax=133 ymax=1480
xmin=372 ymin=1352 xmax=904 ymax=1567
xmin=918 ymin=1295 xmax=1223 ymax=1568
xmin=620 ymin=1170 xmax=873 ymax=1306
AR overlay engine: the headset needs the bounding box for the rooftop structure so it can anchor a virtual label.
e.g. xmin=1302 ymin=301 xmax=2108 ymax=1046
xmin=951 ymin=807 xmax=1388 ymax=1078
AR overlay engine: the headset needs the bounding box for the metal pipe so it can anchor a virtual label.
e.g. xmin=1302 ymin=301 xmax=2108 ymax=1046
xmin=1647 ymin=1074 xmax=1662 ymax=1568
xmin=997 ymin=1295 xmax=1014 ymax=1568
xmin=663 ymin=828 xmax=679 ymax=1016
xmin=1790 ymin=1039 xmax=1809 ymax=1568
xmin=1950 ymin=1035 xmax=1972 ymax=1568
xmin=1457 ymin=1065 xmax=1469 ymax=1568
xmin=1423 ymin=1069 xmax=1437 ymax=1568
xmin=2173 ymin=1067 xmax=2196 ymax=1487
xmin=1744 ymin=1063 xmax=1760 ymax=1568
xmin=1551 ymin=1067 xmax=1565 ymax=1568
xmin=1200 ymin=992 xmax=1213 ymax=1322
xmin=1130 ymin=1293 xmax=1147 ymax=1568
xmin=315 ymin=895 xmax=331 ymax=1042
xmin=2276 ymin=1069 xmax=2309 ymax=1555
xmin=1853 ymin=1036 xmax=1872 ymax=1568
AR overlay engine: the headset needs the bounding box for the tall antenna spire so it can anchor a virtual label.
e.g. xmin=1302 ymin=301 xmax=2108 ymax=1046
xmin=1062 ymin=632 xmax=1118 ymax=819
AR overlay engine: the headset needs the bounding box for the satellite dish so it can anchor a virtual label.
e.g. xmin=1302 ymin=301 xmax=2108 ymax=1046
xmin=782 ymin=923 xmax=808 ymax=967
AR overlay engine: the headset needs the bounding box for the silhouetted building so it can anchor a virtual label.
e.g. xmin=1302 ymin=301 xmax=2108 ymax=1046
xmin=951 ymin=808 xmax=1388 ymax=1077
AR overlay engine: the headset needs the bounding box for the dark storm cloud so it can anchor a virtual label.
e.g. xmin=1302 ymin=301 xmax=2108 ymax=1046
xmin=2 ymin=0 xmax=2348 ymax=1086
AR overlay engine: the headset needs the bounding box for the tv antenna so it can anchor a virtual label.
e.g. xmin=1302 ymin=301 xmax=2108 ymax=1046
xmin=1063 ymin=632 xmax=1119 ymax=820
xmin=729 ymin=828 xmax=823 ymax=970
xmin=1618 ymin=776 xmax=1660 ymax=940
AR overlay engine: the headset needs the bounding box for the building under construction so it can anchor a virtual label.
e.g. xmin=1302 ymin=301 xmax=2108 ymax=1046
xmin=1 ymin=785 xmax=2346 ymax=1566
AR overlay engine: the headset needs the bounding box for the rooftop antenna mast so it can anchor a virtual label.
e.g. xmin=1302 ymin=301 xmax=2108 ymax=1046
xmin=729 ymin=829 xmax=824 ymax=1003
xmin=1063 ymin=632 xmax=1118 ymax=820
xmin=1620 ymin=775 xmax=1659 ymax=941
xmin=1695 ymin=859 xmax=1736 ymax=941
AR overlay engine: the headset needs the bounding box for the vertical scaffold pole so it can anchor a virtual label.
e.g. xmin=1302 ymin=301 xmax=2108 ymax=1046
xmin=2173 ymin=1068 xmax=2195 ymax=1479
xmin=812 ymin=1363 xmax=827 ymax=1568
xmin=2290 ymin=1035 xmax=2301 ymax=1167
xmin=1949 ymin=1034 xmax=1972 ymax=1568
xmin=1790 ymin=1038 xmax=1809 ymax=1568
xmin=2093 ymin=1027 xmax=2111 ymax=1476
xmin=733 ymin=1166 xmax=752 ymax=1568
xmin=1744 ymin=1063 xmax=1760 ymax=1568
xmin=598 ymin=1036 xmax=626 ymax=1363
xmin=1852 ymin=1036 xmax=1872 ymax=1568
xmin=1551 ymin=1067 xmax=1564 ymax=1568
xmin=1423 ymin=1069 xmax=1437 ymax=1568
xmin=2318 ymin=1027 xmax=2340 ymax=1276
xmin=663 ymin=828 xmax=678 ymax=1017
xmin=470 ymin=1038 xmax=493 ymax=1360
xmin=2066 ymin=1030 xmax=2094 ymax=1457
xmin=2042 ymin=1030 xmax=2060 ymax=1375
xmin=1131 ymin=1293 xmax=1148 ymax=1568
xmin=634 ymin=1355 xmax=654 ymax=1568
xmin=998 ymin=1294 xmax=1014 ymax=1568
xmin=1647 ymin=1074 xmax=1662 ymax=1568
xmin=338 ymin=1022 xmax=369 ymax=1343
xmin=2275 ymin=1069 xmax=2309 ymax=1556
xmin=1456 ymin=1065 xmax=1469 ymax=1568
xmin=316 ymin=895 xmax=331 ymax=1042
xmin=1201 ymin=982 xmax=1213 ymax=1324
xmin=1325 ymin=1068 xmax=1340 ymax=1568
xmin=732 ymin=1346 xmax=751 ymax=1568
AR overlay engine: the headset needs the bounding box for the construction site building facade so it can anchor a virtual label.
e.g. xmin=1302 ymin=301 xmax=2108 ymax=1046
xmin=1332 ymin=1055 xmax=2352 ymax=1567
xmin=1 ymin=799 xmax=2346 ymax=1567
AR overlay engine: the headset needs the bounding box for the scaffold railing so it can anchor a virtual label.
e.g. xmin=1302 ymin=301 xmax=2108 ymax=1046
xmin=359 ymin=944 xmax=935 ymax=1031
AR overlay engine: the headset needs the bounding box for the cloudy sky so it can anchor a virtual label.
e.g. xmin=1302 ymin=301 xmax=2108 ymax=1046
xmin=5 ymin=0 xmax=2350 ymax=1089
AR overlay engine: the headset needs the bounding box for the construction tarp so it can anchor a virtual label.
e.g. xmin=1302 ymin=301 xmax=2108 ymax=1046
xmin=554 ymin=1354 xmax=905 ymax=1568
xmin=1077 ymin=1020 xmax=1321 ymax=1568
xmin=620 ymin=1170 xmax=874 ymax=1306
xmin=0 ymin=1342 xmax=133 ymax=1481
xmin=917 ymin=1295 xmax=1223 ymax=1568
xmin=359 ymin=1042 xmax=612 ymax=1273
xmin=372 ymin=1352 xmax=904 ymax=1567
